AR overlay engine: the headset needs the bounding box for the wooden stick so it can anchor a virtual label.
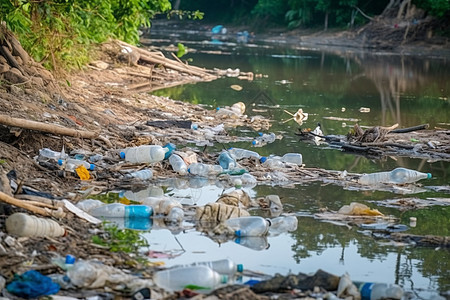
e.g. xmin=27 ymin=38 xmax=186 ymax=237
xmin=0 ymin=191 xmax=51 ymax=216
xmin=390 ymin=124 xmax=429 ymax=133
xmin=0 ymin=114 xmax=99 ymax=139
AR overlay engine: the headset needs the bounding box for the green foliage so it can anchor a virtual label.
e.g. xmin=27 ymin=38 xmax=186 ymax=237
xmin=177 ymin=43 xmax=186 ymax=57
xmin=413 ymin=0 xmax=450 ymax=17
xmin=0 ymin=0 xmax=171 ymax=70
xmin=92 ymin=223 xmax=149 ymax=253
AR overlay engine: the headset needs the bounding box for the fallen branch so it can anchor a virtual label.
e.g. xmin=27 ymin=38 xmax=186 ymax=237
xmin=0 ymin=114 xmax=99 ymax=139
xmin=390 ymin=233 xmax=450 ymax=247
xmin=390 ymin=124 xmax=429 ymax=133
xmin=0 ymin=190 xmax=51 ymax=216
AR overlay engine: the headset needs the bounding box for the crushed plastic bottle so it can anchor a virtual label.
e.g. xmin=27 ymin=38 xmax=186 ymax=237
xmin=225 ymin=216 xmax=271 ymax=237
xmin=218 ymin=151 xmax=237 ymax=170
xmin=124 ymin=169 xmax=153 ymax=180
xmin=169 ymin=153 xmax=188 ymax=175
xmin=120 ymin=145 xmax=169 ymax=164
xmin=252 ymin=132 xmax=276 ymax=146
xmin=5 ymin=213 xmax=65 ymax=237
xmin=38 ymin=147 xmax=68 ymax=162
xmin=268 ymin=216 xmax=298 ymax=236
xmin=358 ymin=167 xmax=432 ymax=185
xmin=188 ymin=163 xmax=223 ymax=176
xmin=89 ymin=203 xmax=153 ymax=218
xmin=354 ymin=282 xmax=404 ymax=300
xmin=260 ymin=156 xmax=285 ymax=169
xmin=153 ymin=265 xmax=228 ymax=292
xmin=58 ymin=158 xmax=95 ymax=171
xmin=141 ymin=196 xmax=184 ymax=222
xmin=227 ymin=147 xmax=260 ymax=160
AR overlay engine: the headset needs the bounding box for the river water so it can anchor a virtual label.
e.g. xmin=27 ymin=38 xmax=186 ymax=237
xmin=129 ymin=23 xmax=450 ymax=298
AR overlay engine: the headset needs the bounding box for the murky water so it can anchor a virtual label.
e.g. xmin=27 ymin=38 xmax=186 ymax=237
xmin=121 ymin=24 xmax=450 ymax=297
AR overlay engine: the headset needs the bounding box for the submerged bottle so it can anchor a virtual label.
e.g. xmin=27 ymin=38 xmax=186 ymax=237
xmin=218 ymin=151 xmax=237 ymax=170
xmin=169 ymin=154 xmax=188 ymax=175
xmin=58 ymin=158 xmax=95 ymax=171
xmin=227 ymin=148 xmax=260 ymax=160
xmin=355 ymin=282 xmax=404 ymax=300
xmin=141 ymin=197 xmax=184 ymax=222
xmin=120 ymin=145 xmax=169 ymax=164
xmin=89 ymin=203 xmax=153 ymax=218
xmin=358 ymin=167 xmax=432 ymax=185
xmin=124 ymin=169 xmax=153 ymax=180
xmin=188 ymin=163 xmax=223 ymax=176
xmin=225 ymin=216 xmax=271 ymax=237
xmin=5 ymin=213 xmax=65 ymax=237
xmin=186 ymin=258 xmax=243 ymax=276
xmin=153 ymin=265 xmax=228 ymax=292
xmin=268 ymin=216 xmax=298 ymax=235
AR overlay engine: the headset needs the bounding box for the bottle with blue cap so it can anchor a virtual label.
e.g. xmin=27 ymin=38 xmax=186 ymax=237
xmin=88 ymin=203 xmax=153 ymax=218
xmin=119 ymin=145 xmax=169 ymax=164
xmin=225 ymin=216 xmax=271 ymax=237
xmin=260 ymin=156 xmax=284 ymax=169
xmin=58 ymin=158 xmax=95 ymax=171
xmin=358 ymin=167 xmax=432 ymax=185
xmin=354 ymin=281 xmax=403 ymax=300
xmin=227 ymin=147 xmax=260 ymax=160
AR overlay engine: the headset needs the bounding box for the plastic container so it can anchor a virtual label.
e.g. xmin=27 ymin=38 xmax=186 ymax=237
xmin=58 ymin=158 xmax=95 ymax=171
xmin=227 ymin=148 xmax=260 ymax=160
xmin=39 ymin=148 xmax=68 ymax=161
xmin=355 ymin=282 xmax=404 ymax=300
xmin=89 ymin=203 xmax=153 ymax=218
xmin=124 ymin=169 xmax=153 ymax=180
xmin=188 ymin=163 xmax=223 ymax=176
xmin=358 ymin=167 xmax=432 ymax=185
xmin=119 ymin=145 xmax=169 ymax=164
xmin=268 ymin=216 xmax=298 ymax=235
xmin=281 ymin=153 xmax=303 ymax=165
xmin=218 ymin=151 xmax=237 ymax=170
xmin=153 ymin=265 xmax=228 ymax=292
xmin=260 ymin=156 xmax=285 ymax=169
xmin=225 ymin=216 xmax=271 ymax=237
xmin=186 ymin=258 xmax=243 ymax=276
xmin=169 ymin=154 xmax=188 ymax=175
xmin=5 ymin=213 xmax=65 ymax=237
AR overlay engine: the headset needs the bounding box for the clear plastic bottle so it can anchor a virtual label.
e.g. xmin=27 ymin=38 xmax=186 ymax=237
xmin=234 ymin=236 xmax=269 ymax=251
xmin=268 ymin=216 xmax=298 ymax=236
xmin=141 ymin=197 xmax=184 ymax=222
xmin=227 ymin=148 xmax=260 ymax=160
xmin=58 ymin=158 xmax=95 ymax=171
xmin=169 ymin=154 xmax=188 ymax=175
xmin=218 ymin=151 xmax=237 ymax=170
xmin=153 ymin=265 xmax=228 ymax=292
xmin=260 ymin=156 xmax=285 ymax=169
xmin=163 ymin=143 xmax=176 ymax=160
xmin=253 ymin=132 xmax=276 ymax=146
xmin=39 ymin=148 xmax=68 ymax=161
xmin=186 ymin=258 xmax=243 ymax=276
xmin=89 ymin=203 xmax=153 ymax=218
xmin=225 ymin=216 xmax=271 ymax=237
xmin=120 ymin=145 xmax=169 ymax=164
xmin=358 ymin=167 xmax=432 ymax=185
xmin=124 ymin=169 xmax=153 ymax=180
xmin=355 ymin=282 xmax=404 ymax=300
xmin=281 ymin=153 xmax=303 ymax=165
xmin=188 ymin=163 xmax=223 ymax=176
xmin=5 ymin=213 xmax=65 ymax=237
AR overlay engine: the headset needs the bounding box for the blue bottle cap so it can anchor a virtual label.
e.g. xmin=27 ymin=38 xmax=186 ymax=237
xmin=252 ymin=140 xmax=257 ymax=145
xmin=235 ymin=229 xmax=242 ymax=237
xmin=237 ymin=264 xmax=244 ymax=272
xmin=163 ymin=143 xmax=176 ymax=160
xmin=260 ymin=156 xmax=267 ymax=163
xmin=65 ymin=254 xmax=76 ymax=264
xmin=427 ymin=173 xmax=432 ymax=179
xmin=216 ymin=107 xmax=220 ymax=111
xmin=89 ymin=164 xmax=95 ymax=171
xmin=258 ymin=132 xmax=263 ymax=136
xmin=191 ymin=123 xmax=198 ymax=130
xmin=119 ymin=152 xmax=126 ymax=159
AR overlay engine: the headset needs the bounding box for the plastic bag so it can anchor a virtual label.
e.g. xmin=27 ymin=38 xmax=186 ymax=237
xmin=338 ymin=202 xmax=384 ymax=216
xmin=7 ymin=270 xmax=60 ymax=298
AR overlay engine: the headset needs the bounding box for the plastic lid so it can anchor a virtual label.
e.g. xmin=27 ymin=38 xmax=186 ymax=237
xmin=119 ymin=152 xmax=126 ymax=159
xmin=235 ymin=230 xmax=242 ymax=237
xmin=237 ymin=264 xmax=244 ymax=272
xmin=427 ymin=173 xmax=432 ymax=179
xmin=216 ymin=107 xmax=220 ymax=110
xmin=221 ymin=275 xmax=228 ymax=284
xmin=252 ymin=140 xmax=257 ymax=145
xmin=57 ymin=159 xmax=64 ymax=166
xmin=258 ymin=132 xmax=263 ymax=136
xmin=191 ymin=123 xmax=198 ymax=130
xmin=260 ymin=156 xmax=267 ymax=163
xmin=89 ymin=164 xmax=95 ymax=171
xmin=65 ymin=254 xmax=76 ymax=264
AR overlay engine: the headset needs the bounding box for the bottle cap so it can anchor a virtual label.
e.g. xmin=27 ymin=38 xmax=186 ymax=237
xmin=260 ymin=157 xmax=267 ymax=163
xmin=221 ymin=275 xmax=228 ymax=284
xmin=216 ymin=107 xmax=220 ymax=111
xmin=89 ymin=164 xmax=95 ymax=171
xmin=258 ymin=132 xmax=263 ymax=136
xmin=57 ymin=159 xmax=64 ymax=166
xmin=237 ymin=264 xmax=244 ymax=272
xmin=163 ymin=143 xmax=176 ymax=159
xmin=65 ymin=254 xmax=76 ymax=264
xmin=119 ymin=152 xmax=126 ymax=159
xmin=235 ymin=230 xmax=242 ymax=237
xmin=191 ymin=123 xmax=198 ymax=130
xmin=427 ymin=173 xmax=432 ymax=179
xmin=252 ymin=140 xmax=257 ymax=145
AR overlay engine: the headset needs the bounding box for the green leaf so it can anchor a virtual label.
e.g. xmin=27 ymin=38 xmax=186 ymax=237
xmin=176 ymin=42 xmax=186 ymax=58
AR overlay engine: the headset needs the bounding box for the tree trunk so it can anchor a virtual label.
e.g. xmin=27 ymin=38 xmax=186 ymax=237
xmin=324 ymin=12 xmax=329 ymax=31
xmin=173 ymin=0 xmax=181 ymax=10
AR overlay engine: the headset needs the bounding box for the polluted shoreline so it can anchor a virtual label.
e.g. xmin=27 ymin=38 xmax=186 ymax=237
xmin=0 ymin=33 xmax=449 ymax=299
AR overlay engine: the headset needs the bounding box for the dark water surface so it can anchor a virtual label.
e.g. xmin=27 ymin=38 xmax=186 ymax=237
xmin=133 ymin=25 xmax=450 ymax=298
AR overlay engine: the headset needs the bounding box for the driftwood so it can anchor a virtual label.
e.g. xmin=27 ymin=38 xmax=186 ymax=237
xmin=390 ymin=124 xmax=429 ymax=133
xmin=0 ymin=191 xmax=56 ymax=216
xmin=390 ymin=233 xmax=450 ymax=247
xmin=0 ymin=114 xmax=99 ymax=139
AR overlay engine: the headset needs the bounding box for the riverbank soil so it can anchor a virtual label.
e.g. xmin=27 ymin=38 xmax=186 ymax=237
xmin=0 ymin=18 xmax=448 ymax=299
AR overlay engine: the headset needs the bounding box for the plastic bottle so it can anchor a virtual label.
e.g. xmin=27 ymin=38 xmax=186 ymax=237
xmin=58 ymin=158 xmax=95 ymax=171
xmin=186 ymin=258 xmax=243 ymax=276
xmin=39 ymin=148 xmax=68 ymax=161
xmin=163 ymin=143 xmax=176 ymax=160
xmin=268 ymin=216 xmax=298 ymax=235
xmin=169 ymin=154 xmax=188 ymax=175
xmin=227 ymin=148 xmax=260 ymax=160
xmin=124 ymin=169 xmax=153 ymax=180
xmin=5 ymin=213 xmax=65 ymax=237
xmin=225 ymin=216 xmax=271 ymax=237
xmin=234 ymin=236 xmax=269 ymax=251
xmin=88 ymin=203 xmax=153 ymax=218
xmin=358 ymin=167 xmax=432 ymax=185
xmin=260 ymin=156 xmax=285 ymax=169
xmin=153 ymin=265 xmax=228 ymax=292
xmin=355 ymin=282 xmax=404 ymax=300
xmin=188 ymin=163 xmax=223 ymax=176
xmin=218 ymin=151 xmax=237 ymax=170
xmin=252 ymin=132 xmax=276 ymax=146
xmin=141 ymin=197 xmax=184 ymax=222
xmin=281 ymin=153 xmax=303 ymax=165
xmin=120 ymin=145 xmax=169 ymax=164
